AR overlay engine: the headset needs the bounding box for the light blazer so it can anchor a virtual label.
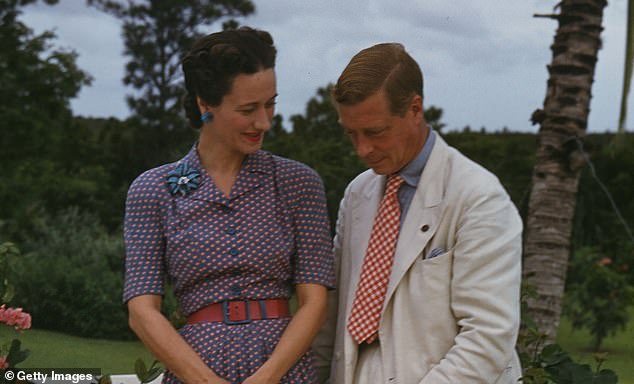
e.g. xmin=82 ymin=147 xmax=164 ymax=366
xmin=313 ymin=134 xmax=523 ymax=384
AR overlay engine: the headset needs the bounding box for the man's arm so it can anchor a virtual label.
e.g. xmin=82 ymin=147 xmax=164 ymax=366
xmin=421 ymin=182 xmax=523 ymax=383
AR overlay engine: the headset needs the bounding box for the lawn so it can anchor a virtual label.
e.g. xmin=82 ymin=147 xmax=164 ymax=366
xmin=556 ymin=309 xmax=634 ymax=384
xmin=1 ymin=313 xmax=633 ymax=382
xmin=0 ymin=327 xmax=154 ymax=375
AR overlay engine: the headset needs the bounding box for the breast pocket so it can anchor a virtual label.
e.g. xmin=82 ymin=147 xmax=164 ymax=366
xmin=410 ymin=247 xmax=454 ymax=306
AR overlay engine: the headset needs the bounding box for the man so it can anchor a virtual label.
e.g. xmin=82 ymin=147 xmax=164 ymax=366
xmin=313 ymin=43 xmax=523 ymax=383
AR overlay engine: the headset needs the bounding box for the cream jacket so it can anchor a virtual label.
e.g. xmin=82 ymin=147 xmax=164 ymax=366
xmin=313 ymin=134 xmax=523 ymax=384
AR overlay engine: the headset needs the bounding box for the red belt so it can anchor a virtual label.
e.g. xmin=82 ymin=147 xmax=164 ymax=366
xmin=187 ymin=299 xmax=290 ymax=325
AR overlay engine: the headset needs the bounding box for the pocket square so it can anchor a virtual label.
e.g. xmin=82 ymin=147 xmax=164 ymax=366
xmin=428 ymin=247 xmax=445 ymax=259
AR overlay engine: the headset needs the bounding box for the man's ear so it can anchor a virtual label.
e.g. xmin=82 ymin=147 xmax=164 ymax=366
xmin=409 ymin=95 xmax=423 ymax=114
xmin=410 ymin=94 xmax=424 ymax=118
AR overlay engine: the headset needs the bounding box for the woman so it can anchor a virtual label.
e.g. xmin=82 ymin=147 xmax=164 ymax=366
xmin=123 ymin=27 xmax=334 ymax=384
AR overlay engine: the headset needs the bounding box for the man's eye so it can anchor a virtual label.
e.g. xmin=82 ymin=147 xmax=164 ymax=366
xmin=367 ymin=129 xmax=384 ymax=136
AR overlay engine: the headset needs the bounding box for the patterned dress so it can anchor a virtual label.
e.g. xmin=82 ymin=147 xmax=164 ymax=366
xmin=123 ymin=146 xmax=335 ymax=384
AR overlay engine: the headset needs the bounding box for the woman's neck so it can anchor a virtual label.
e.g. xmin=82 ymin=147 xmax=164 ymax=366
xmin=197 ymin=137 xmax=245 ymax=197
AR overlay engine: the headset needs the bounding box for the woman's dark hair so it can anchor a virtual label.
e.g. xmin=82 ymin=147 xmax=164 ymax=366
xmin=181 ymin=26 xmax=277 ymax=128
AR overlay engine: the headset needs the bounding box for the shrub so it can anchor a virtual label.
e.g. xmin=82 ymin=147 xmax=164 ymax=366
xmin=14 ymin=208 xmax=133 ymax=340
xmin=563 ymin=247 xmax=634 ymax=351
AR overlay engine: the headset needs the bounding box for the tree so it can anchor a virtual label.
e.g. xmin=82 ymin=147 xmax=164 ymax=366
xmin=523 ymin=0 xmax=608 ymax=341
xmin=86 ymin=0 xmax=255 ymax=170
xmin=87 ymin=0 xmax=254 ymax=132
xmin=0 ymin=0 xmax=92 ymax=238
xmin=264 ymin=86 xmax=366 ymax=229
xmin=618 ymin=0 xmax=633 ymax=134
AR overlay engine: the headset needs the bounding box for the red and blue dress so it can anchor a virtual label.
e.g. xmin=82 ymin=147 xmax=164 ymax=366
xmin=123 ymin=146 xmax=335 ymax=383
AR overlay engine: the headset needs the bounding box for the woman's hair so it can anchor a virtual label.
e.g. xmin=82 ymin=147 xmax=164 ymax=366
xmin=332 ymin=43 xmax=423 ymax=116
xmin=181 ymin=26 xmax=277 ymax=128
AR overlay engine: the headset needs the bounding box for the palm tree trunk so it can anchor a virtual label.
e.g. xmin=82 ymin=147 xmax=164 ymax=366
xmin=524 ymin=0 xmax=607 ymax=341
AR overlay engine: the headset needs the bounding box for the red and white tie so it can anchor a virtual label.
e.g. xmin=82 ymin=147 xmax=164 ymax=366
xmin=347 ymin=175 xmax=404 ymax=344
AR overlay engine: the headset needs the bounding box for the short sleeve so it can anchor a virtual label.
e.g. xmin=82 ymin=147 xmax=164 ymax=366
xmin=283 ymin=163 xmax=335 ymax=289
xmin=122 ymin=171 xmax=167 ymax=303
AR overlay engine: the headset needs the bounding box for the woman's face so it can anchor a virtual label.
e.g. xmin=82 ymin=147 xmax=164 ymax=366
xmin=203 ymin=68 xmax=277 ymax=157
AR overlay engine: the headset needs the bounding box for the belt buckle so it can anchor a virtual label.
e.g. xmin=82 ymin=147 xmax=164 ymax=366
xmin=223 ymin=300 xmax=251 ymax=325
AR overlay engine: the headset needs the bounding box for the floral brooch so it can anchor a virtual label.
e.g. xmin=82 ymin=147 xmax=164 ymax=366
xmin=166 ymin=163 xmax=201 ymax=197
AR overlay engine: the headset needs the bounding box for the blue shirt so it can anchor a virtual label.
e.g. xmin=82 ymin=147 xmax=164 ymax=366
xmin=397 ymin=129 xmax=436 ymax=225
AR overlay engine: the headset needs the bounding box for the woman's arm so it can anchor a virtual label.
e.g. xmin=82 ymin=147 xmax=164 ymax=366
xmin=244 ymin=283 xmax=328 ymax=384
xmin=128 ymin=295 xmax=229 ymax=384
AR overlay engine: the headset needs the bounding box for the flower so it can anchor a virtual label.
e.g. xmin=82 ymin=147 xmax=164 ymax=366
xmin=0 ymin=304 xmax=31 ymax=331
xmin=166 ymin=163 xmax=201 ymax=197
xmin=0 ymin=304 xmax=31 ymax=369
xmin=597 ymin=257 xmax=613 ymax=266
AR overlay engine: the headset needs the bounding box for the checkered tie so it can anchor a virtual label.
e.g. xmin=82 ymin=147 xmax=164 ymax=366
xmin=347 ymin=175 xmax=404 ymax=344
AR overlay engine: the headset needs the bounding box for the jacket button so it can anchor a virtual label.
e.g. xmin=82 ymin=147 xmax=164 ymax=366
xmin=421 ymin=224 xmax=430 ymax=232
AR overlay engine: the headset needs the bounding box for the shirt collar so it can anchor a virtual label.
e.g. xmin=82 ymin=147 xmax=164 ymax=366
xmin=398 ymin=129 xmax=436 ymax=187
xmin=179 ymin=143 xmax=274 ymax=176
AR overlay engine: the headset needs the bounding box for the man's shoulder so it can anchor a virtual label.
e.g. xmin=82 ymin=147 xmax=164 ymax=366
xmin=347 ymin=168 xmax=378 ymax=190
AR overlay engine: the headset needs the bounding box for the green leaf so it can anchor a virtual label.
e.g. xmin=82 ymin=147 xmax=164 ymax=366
xmin=1 ymin=282 xmax=14 ymax=303
xmin=540 ymin=344 xmax=571 ymax=367
xmin=594 ymin=369 xmax=618 ymax=384
xmin=134 ymin=357 xmax=148 ymax=379
xmin=7 ymin=339 xmax=30 ymax=367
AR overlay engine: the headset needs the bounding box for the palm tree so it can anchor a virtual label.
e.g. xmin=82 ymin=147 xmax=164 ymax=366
xmin=619 ymin=0 xmax=633 ymax=134
xmin=523 ymin=0 xmax=608 ymax=341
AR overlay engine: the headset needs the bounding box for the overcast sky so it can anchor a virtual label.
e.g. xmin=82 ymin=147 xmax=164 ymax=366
xmin=21 ymin=0 xmax=631 ymax=133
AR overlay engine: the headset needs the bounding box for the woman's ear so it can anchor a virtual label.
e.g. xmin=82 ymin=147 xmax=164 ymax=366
xmin=196 ymin=96 xmax=209 ymax=114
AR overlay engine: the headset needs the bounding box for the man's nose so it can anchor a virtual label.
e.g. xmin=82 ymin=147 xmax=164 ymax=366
xmin=354 ymin=136 xmax=373 ymax=157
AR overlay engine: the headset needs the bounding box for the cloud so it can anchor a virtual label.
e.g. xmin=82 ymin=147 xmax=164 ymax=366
xmin=18 ymin=0 xmax=633 ymax=132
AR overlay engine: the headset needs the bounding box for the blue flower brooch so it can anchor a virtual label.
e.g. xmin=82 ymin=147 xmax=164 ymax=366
xmin=166 ymin=163 xmax=201 ymax=197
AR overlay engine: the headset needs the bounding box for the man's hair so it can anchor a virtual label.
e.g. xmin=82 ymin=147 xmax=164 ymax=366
xmin=332 ymin=43 xmax=423 ymax=116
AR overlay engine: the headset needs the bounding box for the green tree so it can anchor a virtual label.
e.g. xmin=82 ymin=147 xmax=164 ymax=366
xmin=264 ymin=86 xmax=365 ymax=229
xmin=87 ymin=0 xmax=255 ymax=169
xmin=0 ymin=0 xmax=92 ymax=238
xmin=563 ymin=247 xmax=634 ymax=351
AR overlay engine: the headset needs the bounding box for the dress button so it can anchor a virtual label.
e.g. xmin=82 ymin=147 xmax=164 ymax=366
xmin=421 ymin=224 xmax=430 ymax=232
xmin=229 ymin=248 xmax=238 ymax=256
xmin=226 ymin=227 xmax=236 ymax=235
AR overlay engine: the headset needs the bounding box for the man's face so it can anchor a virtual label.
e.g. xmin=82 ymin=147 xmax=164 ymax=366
xmin=338 ymin=89 xmax=426 ymax=175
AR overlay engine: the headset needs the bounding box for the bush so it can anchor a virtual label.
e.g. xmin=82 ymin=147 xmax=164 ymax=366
xmin=563 ymin=247 xmax=634 ymax=351
xmin=518 ymin=284 xmax=619 ymax=384
xmin=13 ymin=208 xmax=133 ymax=340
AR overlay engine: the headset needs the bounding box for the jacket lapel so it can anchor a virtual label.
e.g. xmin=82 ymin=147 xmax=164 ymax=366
xmin=384 ymin=136 xmax=448 ymax=309
xmin=347 ymin=175 xmax=384 ymax=310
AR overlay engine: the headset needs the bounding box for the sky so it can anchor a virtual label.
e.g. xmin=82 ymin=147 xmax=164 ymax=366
xmin=21 ymin=0 xmax=632 ymax=133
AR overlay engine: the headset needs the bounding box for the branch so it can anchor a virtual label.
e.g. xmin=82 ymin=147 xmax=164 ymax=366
xmin=534 ymin=13 xmax=561 ymax=19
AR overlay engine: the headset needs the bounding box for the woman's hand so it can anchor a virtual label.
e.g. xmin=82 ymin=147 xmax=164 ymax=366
xmin=243 ymin=284 xmax=327 ymax=383
xmin=128 ymin=295 xmax=229 ymax=384
xmin=242 ymin=368 xmax=280 ymax=384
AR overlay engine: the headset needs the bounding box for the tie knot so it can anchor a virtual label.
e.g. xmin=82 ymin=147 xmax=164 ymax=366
xmin=385 ymin=175 xmax=403 ymax=195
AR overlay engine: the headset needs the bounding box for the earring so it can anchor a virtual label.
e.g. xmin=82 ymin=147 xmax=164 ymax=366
xmin=201 ymin=111 xmax=213 ymax=124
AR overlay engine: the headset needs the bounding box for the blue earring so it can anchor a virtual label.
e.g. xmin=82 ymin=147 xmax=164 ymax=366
xmin=201 ymin=111 xmax=213 ymax=124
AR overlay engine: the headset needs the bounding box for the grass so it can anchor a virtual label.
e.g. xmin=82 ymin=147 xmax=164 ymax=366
xmin=1 ymin=311 xmax=633 ymax=382
xmin=0 ymin=327 xmax=154 ymax=374
xmin=556 ymin=308 xmax=634 ymax=384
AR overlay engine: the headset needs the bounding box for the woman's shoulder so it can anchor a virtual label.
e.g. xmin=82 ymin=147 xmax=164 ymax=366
xmin=268 ymin=152 xmax=322 ymax=183
xmin=127 ymin=162 xmax=178 ymax=199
